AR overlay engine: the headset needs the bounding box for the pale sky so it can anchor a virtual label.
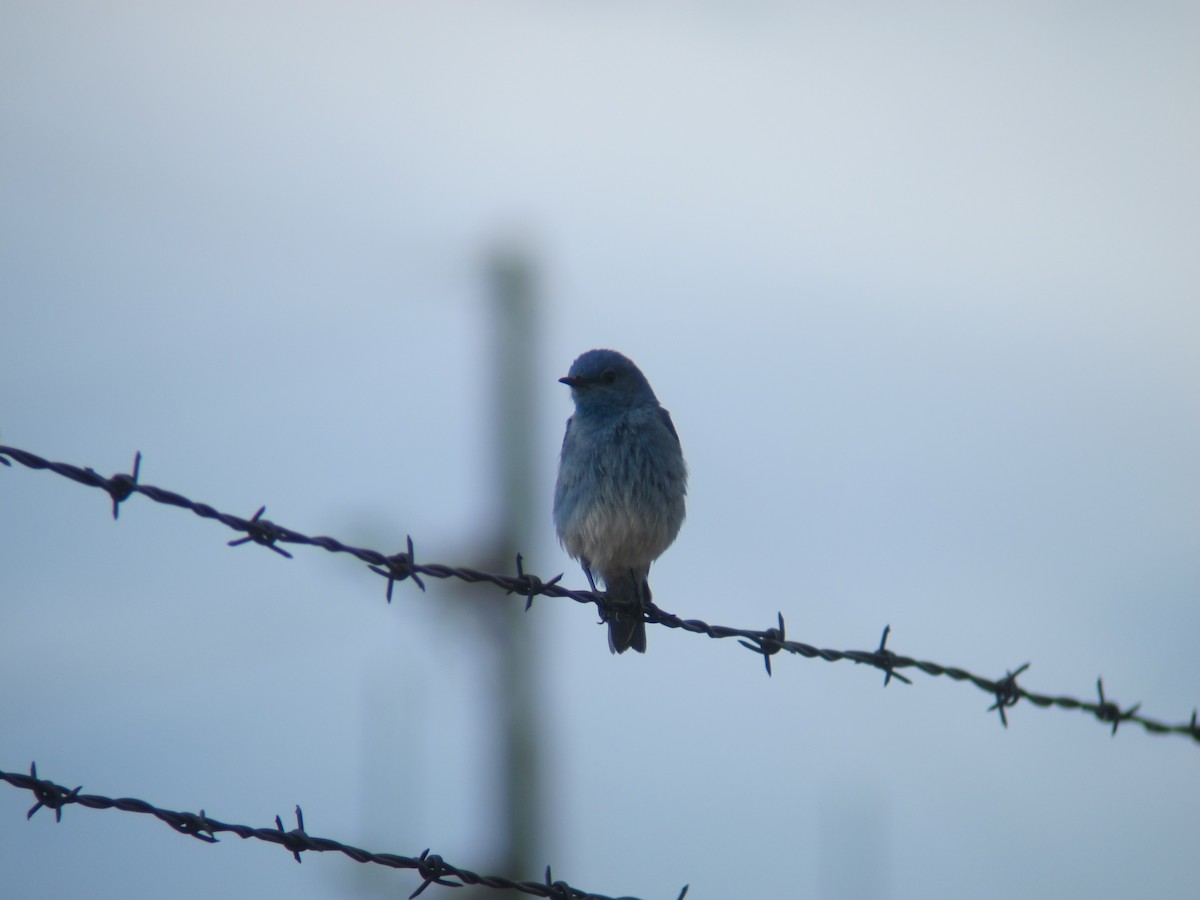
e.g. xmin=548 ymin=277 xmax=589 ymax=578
xmin=2 ymin=3 xmax=1198 ymax=899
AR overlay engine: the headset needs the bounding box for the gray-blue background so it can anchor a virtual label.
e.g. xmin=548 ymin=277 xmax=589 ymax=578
xmin=2 ymin=4 xmax=1197 ymax=898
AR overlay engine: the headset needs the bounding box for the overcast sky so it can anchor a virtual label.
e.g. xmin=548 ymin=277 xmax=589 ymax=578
xmin=2 ymin=3 xmax=1198 ymax=899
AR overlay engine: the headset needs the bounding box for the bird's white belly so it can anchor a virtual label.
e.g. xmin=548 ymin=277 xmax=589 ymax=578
xmin=566 ymin=498 xmax=676 ymax=573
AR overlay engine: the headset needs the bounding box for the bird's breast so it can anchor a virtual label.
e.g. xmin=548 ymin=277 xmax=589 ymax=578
xmin=555 ymin=410 xmax=686 ymax=571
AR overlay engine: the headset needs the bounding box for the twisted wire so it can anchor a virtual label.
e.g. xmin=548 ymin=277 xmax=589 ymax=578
xmin=1 ymin=443 xmax=1196 ymax=745
xmin=0 ymin=763 xmax=682 ymax=900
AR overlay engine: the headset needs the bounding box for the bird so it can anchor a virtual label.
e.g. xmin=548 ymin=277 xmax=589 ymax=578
xmin=553 ymin=349 xmax=687 ymax=653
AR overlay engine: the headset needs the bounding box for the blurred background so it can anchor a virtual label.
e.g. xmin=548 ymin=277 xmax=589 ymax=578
xmin=2 ymin=3 xmax=1198 ymax=898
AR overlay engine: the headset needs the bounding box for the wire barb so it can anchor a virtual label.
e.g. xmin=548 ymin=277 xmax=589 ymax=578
xmin=24 ymin=762 xmax=81 ymax=823
xmin=872 ymin=624 xmax=911 ymax=687
xmin=1094 ymin=678 xmax=1141 ymax=737
xmin=168 ymin=808 xmax=218 ymax=843
xmin=987 ymin=663 xmax=1031 ymax=728
xmin=369 ymin=535 xmax=427 ymax=601
xmin=739 ymin=612 xmax=787 ymax=676
xmin=510 ymin=554 xmax=564 ymax=611
xmin=2 ymin=442 xmax=1197 ymax=747
xmin=226 ymin=505 xmax=293 ymax=558
xmin=106 ymin=451 xmax=141 ymax=519
xmin=543 ymin=865 xmax=574 ymax=900
xmin=275 ymin=806 xmax=307 ymax=863
xmin=410 ymin=849 xmax=461 ymax=898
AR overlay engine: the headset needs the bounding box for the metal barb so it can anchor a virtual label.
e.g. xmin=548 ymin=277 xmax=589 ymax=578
xmin=873 ymin=624 xmax=911 ymax=687
xmin=23 ymin=763 xmax=82 ymax=823
xmin=410 ymin=848 xmax=461 ymax=898
xmin=171 ymin=810 xmax=218 ymax=843
xmin=274 ymin=807 xmax=306 ymax=863
xmin=544 ymin=864 xmax=575 ymax=899
xmin=226 ymin=505 xmax=293 ymax=558
xmin=1096 ymin=678 xmax=1119 ymax=735
xmin=987 ymin=663 xmax=1031 ymax=728
xmin=369 ymin=535 xmax=427 ymax=601
xmin=108 ymin=451 xmax=142 ymax=519
xmin=509 ymin=553 xmax=564 ymax=611
xmin=737 ymin=612 xmax=786 ymax=676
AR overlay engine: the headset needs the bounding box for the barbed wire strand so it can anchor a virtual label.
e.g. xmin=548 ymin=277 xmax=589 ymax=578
xmin=1 ymin=444 xmax=1196 ymax=746
xmin=0 ymin=763 xmax=685 ymax=900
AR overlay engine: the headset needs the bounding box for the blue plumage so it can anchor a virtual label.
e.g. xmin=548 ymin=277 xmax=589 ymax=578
xmin=553 ymin=349 xmax=687 ymax=653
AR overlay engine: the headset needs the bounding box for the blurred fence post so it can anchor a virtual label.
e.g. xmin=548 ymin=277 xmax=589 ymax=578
xmin=487 ymin=240 xmax=543 ymax=880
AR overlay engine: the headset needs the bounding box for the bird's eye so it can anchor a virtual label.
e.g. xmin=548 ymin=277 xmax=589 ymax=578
xmin=601 ymin=368 xmax=617 ymax=385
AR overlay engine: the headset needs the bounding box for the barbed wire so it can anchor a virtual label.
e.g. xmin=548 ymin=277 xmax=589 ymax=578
xmin=1 ymin=443 xmax=1197 ymax=745
xmin=0 ymin=762 xmax=683 ymax=900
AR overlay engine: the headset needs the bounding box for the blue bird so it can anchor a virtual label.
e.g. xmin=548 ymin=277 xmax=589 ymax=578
xmin=553 ymin=349 xmax=687 ymax=653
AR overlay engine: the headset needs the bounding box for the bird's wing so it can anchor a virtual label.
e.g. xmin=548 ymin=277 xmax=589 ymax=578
xmin=559 ymin=415 xmax=574 ymax=453
xmin=658 ymin=407 xmax=681 ymax=446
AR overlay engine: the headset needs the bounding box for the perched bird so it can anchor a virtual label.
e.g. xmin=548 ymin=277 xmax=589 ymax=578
xmin=553 ymin=349 xmax=687 ymax=653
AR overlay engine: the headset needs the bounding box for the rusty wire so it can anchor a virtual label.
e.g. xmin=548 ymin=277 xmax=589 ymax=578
xmin=1 ymin=442 xmax=1196 ymax=746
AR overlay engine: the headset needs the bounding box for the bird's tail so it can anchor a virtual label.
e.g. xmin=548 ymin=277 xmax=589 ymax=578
xmin=605 ymin=569 xmax=648 ymax=654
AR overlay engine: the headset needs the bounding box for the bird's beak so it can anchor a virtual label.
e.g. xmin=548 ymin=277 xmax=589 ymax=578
xmin=559 ymin=375 xmax=582 ymax=387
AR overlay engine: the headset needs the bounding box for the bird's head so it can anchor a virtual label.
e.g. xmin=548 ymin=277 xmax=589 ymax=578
xmin=559 ymin=349 xmax=658 ymax=414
